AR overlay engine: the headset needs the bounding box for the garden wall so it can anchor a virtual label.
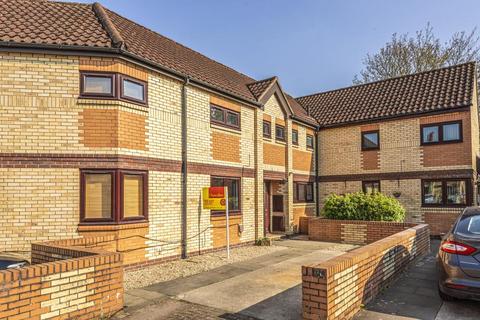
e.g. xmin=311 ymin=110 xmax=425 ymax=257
xmin=0 ymin=237 xmax=124 ymax=320
xmin=307 ymin=218 xmax=417 ymax=245
xmin=302 ymin=223 xmax=429 ymax=319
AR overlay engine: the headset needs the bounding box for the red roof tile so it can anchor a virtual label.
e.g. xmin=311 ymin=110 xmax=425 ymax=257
xmin=247 ymin=77 xmax=277 ymax=100
xmin=0 ymin=0 xmax=111 ymax=47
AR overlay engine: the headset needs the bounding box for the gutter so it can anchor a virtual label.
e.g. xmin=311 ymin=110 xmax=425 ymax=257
xmin=181 ymin=76 xmax=190 ymax=259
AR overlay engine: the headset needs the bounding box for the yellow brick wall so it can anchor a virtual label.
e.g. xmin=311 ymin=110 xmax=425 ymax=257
xmin=0 ymin=168 xmax=79 ymax=252
xmin=318 ymin=111 xmax=473 ymax=176
xmin=0 ymin=52 xmax=261 ymax=257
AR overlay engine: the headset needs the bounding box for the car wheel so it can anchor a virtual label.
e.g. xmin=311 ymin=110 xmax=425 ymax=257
xmin=438 ymin=287 xmax=456 ymax=301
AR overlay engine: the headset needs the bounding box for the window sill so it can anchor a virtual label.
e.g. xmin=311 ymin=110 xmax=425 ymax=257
xmin=210 ymin=211 xmax=242 ymax=218
xmin=421 ymin=204 xmax=467 ymax=209
xmin=275 ymin=140 xmax=286 ymax=145
xmin=78 ymin=95 xmax=148 ymax=107
xmin=421 ymin=140 xmax=463 ymax=146
xmin=78 ymin=221 xmax=149 ymax=231
xmin=77 ymin=97 xmax=149 ymax=112
xmin=211 ymin=123 xmax=241 ymax=135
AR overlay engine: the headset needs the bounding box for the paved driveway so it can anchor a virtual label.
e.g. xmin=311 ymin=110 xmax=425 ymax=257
xmin=115 ymin=239 xmax=480 ymax=320
xmin=355 ymin=240 xmax=480 ymax=320
xmin=114 ymin=239 xmax=356 ymax=320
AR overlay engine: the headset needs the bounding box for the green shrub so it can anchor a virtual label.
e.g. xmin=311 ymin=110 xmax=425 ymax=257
xmin=322 ymin=192 xmax=405 ymax=222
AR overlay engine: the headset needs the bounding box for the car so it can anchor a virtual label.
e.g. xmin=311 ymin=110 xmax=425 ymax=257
xmin=438 ymin=207 xmax=480 ymax=301
xmin=0 ymin=254 xmax=29 ymax=270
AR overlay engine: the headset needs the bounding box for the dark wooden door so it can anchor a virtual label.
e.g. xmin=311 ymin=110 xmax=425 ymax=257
xmin=264 ymin=181 xmax=270 ymax=235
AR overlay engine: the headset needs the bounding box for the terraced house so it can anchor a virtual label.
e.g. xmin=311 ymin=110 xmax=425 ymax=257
xmin=0 ymin=0 xmax=478 ymax=266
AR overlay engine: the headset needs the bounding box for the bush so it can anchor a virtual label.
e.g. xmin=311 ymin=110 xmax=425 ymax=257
xmin=322 ymin=192 xmax=405 ymax=222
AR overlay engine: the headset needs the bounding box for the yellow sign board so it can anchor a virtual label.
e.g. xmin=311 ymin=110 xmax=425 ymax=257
xmin=202 ymin=187 xmax=226 ymax=210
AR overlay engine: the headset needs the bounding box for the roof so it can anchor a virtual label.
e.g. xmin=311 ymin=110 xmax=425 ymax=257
xmin=286 ymin=95 xmax=318 ymax=126
xmin=296 ymin=62 xmax=477 ymax=127
xmin=0 ymin=0 xmax=316 ymax=126
xmin=0 ymin=0 xmax=111 ymax=47
xmin=247 ymin=77 xmax=277 ymax=100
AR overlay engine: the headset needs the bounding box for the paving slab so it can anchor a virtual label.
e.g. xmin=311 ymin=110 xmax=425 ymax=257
xmin=180 ymin=247 xmax=349 ymax=320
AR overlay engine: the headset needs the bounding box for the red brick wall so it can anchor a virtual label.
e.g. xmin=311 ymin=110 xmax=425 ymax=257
xmin=0 ymin=237 xmax=124 ymax=320
xmin=302 ymin=223 xmax=430 ymax=319
xmin=307 ymin=218 xmax=417 ymax=245
xmin=424 ymin=211 xmax=461 ymax=236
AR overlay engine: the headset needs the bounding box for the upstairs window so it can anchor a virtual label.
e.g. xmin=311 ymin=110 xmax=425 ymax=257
xmin=81 ymin=169 xmax=148 ymax=223
xmin=210 ymin=105 xmax=240 ymax=130
xmin=361 ymin=130 xmax=380 ymax=150
xmin=275 ymin=124 xmax=285 ymax=141
xmin=306 ymin=134 xmax=314 ymax=149
xmin=421 ymin=121 xmax=462 ymax=145
xmin=120 ymin=76 xmax=147 ymax=104
xmin=81 ymin=72 xmax=115 ymax=98
xmin=80 ymin=72 xmax=147 ymax=105
xmin=263 ymin=121 xmax=271 ymax=138
xmin=292 ymin=129 xmax=299 ymax=145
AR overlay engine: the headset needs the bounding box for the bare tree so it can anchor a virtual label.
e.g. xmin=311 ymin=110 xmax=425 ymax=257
xmin=353 ymin=24 xmax=480 ymax=84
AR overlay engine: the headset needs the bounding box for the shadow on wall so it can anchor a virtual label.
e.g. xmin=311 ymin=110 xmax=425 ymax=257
xmin=361 ymin=244 xmax=412 ymax=305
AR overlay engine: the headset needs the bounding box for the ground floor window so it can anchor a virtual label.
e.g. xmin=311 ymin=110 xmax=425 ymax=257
xmin=81 ymin=169 xmax=148 ymax=223
xmin=294 ymin=182 xmax=314 ymax=202
xmin=211 ymin=176 xmax=241 ymax=215
xmin=422 ymin=179 xmax=469 ymax=207
xmin=362 ymin=180 xmax=381 ymax=194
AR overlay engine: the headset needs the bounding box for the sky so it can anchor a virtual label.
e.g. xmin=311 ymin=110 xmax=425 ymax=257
xmin=65 ymin=0 xmax=479 ymax=97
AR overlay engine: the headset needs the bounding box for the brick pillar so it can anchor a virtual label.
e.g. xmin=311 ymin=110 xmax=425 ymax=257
xmin=285 ymin=118 xmax=294 ymax=232
xmin=254 ymin=107 xmax=264 ymax=239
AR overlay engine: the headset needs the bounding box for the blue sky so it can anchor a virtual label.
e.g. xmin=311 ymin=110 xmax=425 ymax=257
xmin=65 ymin=0 xmax=479 ymax=97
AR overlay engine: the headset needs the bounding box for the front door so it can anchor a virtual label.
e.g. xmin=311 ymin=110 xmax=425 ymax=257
xmin=264 ymin=181 xmax=271 ymax=235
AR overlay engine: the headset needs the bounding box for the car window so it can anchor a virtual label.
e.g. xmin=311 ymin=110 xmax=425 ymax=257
xmin=456 ymin=215 xmax=480 ymax=237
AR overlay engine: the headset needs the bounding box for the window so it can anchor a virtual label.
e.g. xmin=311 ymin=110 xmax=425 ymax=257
xmin=362 ymin=181 xmax=381 ymax=194
xmin=292 ymin=129 xmax=299 ymax=145
xmin=80 ymin=72 xmax=148 ymax=105
xmin=210 ymin=105 xmax=240 ymax=130
xmin=211 ymin=177 xmax=240 ymax=214
xmin=455 ymin=215 xmax=480 ymax=237
xmin=80 ymin=72 xmax=115 ymax=97
xmin=421 ymin=121 xmax=462 ymax=145
xmin=81 ymin=170 xmax=148 ymax=223
xmin=275 ymin=125 xmax=285 ymax=141
xmin=121 ymin=173 xmax=145 ymax=219
xmin=120 ymin=75 xmax=147 ymax=104
xmin=263 ymin=121 xmax=271 ymax=138
xmin=422 ymin=179 xmax=469 ymax=207
xmin=361 ymin=130 xmax=379 ymax=150
xmin=306 ymin=134 xmax=314 ymax=149
xmin=272 ymin=195 xmax=284 ymax=212
xmin=294 ymin=182 xmax=314 ymax=203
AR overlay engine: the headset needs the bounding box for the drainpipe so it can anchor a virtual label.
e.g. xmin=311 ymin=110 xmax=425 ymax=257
xmin=315 ymin=130 xmax=320 ymax=216
xmin=181 ymin=76 xmax=190 ymax=259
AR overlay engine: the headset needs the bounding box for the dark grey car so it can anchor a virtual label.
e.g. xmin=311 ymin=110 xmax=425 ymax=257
xmin=438 ymin=207 xmax=480 ymax=301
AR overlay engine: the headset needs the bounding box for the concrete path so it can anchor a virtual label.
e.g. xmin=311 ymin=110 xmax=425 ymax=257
xmin=114 ymin=239 xmax=355 ymax=320
xmin=354 ymin=240 xmax=480 ymax=320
